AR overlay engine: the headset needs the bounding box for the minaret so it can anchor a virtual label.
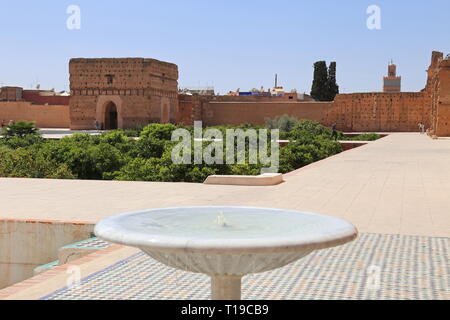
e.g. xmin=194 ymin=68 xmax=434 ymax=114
xmin=383 ymin=60 xmax=401 ymax=92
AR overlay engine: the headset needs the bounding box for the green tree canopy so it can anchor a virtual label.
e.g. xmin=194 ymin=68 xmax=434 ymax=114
xmin=311 ymin=61 xmax=329 ymax=101
xmin=310 ymin=61 xmax=339 ymax=101
xmin=1 ymin=121 xmax=39 ymax=138
xmin=326 ymin=61 xmax=339 ymax=101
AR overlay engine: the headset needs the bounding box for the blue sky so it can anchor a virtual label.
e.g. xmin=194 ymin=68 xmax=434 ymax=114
xmin=0 ymin=0 xmax=449 ymax=94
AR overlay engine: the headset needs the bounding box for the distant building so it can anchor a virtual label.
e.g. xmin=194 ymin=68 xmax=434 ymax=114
xmin=69 ymin=58 xmax=179 ymax=130
xmin=297 ymin=93 xmax=315 ymax=101
xmin=0 ymin=86 xmax=69 ymax=104
xmin=180 ymin=87 xmax=215 ymax=96
xmin=22 ymin=89 xmax=70 ymax=105
xmin=270 ymin=86 xmax=284 ymax=96
xmin=238 ymin=89 xmax=270 ymax=97
xmin=0 ymin=87 xmax=23 ymax=101
xmin=383 ymin=62 xmax=401 ymax=93
xmin=226 ymin=87 xmax=311 ymax=101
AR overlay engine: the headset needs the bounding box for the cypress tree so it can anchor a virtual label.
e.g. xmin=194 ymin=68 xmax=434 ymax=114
xmin=326 ymin=62 xmax=339 ymax=101
xmin=310 ymin=61 xmax=328 ymax=101
xmin=311 ymin=61 xmax=339 ymax=101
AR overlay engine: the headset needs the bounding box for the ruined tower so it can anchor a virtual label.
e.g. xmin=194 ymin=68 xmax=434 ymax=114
xmin=427 ymin=51 xmax=450 ymax=137
xmin=69 ymin=58 xmax=179 ymax=130
xmin=383 ymin=62 xmax=401 ymax=93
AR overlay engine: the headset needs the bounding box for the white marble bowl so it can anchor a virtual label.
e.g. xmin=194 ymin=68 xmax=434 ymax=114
xmin=95 ymin=206 xmax=358 ymax=276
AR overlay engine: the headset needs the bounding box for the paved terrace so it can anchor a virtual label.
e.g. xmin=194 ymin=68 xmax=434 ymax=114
xmin=39 ymin=128 xmax=101 ymax=139
xmin=1 ymin=132 xmax=449 ymax=237
xmin=0 ymin=133 xmax=449 ymax=299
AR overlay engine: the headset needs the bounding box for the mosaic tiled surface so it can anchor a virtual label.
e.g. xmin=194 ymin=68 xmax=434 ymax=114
xmin=34 ymin=260 xmax=59 ymax=271
xmin=41 ymin=233 xmax=449 ymax=300
xmin=64 ymin=237 xmax=110 ymax=250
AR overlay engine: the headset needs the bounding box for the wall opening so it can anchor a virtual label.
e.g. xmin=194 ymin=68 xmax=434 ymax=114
xmin=104 ymin=102 xmax=118 ymax=130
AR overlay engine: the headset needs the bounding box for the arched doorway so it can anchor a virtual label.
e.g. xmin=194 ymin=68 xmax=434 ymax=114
xmin=104 ymin=102 xmax=118 ymax=130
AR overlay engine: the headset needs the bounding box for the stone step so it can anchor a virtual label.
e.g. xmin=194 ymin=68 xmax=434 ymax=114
xmin=33 ymin=237 xmax=110 ymax=275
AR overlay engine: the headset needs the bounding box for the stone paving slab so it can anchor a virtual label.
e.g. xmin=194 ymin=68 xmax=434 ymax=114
xmin=34 ymin=233 xmax=448 ymax=300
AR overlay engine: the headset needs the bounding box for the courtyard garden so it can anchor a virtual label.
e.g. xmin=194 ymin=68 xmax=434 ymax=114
xmin=0 ymin=117 xmax=379 ymax=183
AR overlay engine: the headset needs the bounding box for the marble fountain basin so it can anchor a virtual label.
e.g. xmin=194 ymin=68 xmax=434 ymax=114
xmin=95 ymin=206 xmax=358 ymax=299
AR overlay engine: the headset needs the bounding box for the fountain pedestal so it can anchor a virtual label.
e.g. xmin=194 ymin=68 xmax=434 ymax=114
xmin=211 ymin=275 xmax=242 ymax=300
xmin=95 ymin=206 xmax=357 ymax=300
